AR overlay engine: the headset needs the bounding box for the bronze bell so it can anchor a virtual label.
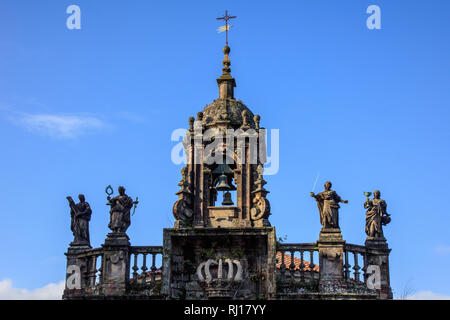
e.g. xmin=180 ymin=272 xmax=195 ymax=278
xmin=222 ymin=191 xmax=234 ymax=206
xmin=216 ymin=174 xmax=232 ymax=191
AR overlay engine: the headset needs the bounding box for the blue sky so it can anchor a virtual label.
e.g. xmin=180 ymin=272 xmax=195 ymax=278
xmin=0 ymin=0 xmax=449 ymax=299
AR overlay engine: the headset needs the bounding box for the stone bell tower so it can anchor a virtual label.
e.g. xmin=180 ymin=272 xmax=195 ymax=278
xmin=163 ymin=43 xmax=277 ymax=300
xmin=172 ymin=44 xmax=271 ymax=229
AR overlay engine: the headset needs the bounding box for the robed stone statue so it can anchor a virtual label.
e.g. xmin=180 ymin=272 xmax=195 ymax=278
xmin=364 ymin=190 xmax=391 ymax=238
xmin=311 ymin=181 xmax=348 ymax=229
xmin=67 ymin=194 xmax=92 ymax=247
xmin=107 ymin=186 xmax=138 ymax=233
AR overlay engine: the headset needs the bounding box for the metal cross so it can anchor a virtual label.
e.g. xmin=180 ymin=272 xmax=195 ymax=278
xmin=216 ymin=10 xmax=237 ymax=45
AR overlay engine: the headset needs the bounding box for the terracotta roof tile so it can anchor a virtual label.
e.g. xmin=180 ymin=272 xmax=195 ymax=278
xmin=276 ymin=252 xmax=320 ymax=272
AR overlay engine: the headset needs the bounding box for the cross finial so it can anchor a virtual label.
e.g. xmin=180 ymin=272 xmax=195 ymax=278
xmin=216 ymin=10 xmax=237 ymax=46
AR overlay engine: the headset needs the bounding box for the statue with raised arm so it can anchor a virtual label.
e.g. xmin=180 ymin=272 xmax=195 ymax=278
xmin=66 ymin=194 xmax=92 ymax=247
xmin=364 ymin=190 xmax=391 ymax=238
xmin=107 ymin=186 xmax=138 ymax=234
xmin=310 ymin=181 xmax=348 ymax=229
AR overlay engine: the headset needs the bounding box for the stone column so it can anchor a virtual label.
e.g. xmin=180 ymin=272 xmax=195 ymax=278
xmin=317 ymin=228 xmax=346 ymax=292
xmin=365 ymin=237 xmax=393 ymax=299
xmin=63 ymin=244 xmax=91 ymax=299
xmin=101 ymin=233 xmax=131 ymax=296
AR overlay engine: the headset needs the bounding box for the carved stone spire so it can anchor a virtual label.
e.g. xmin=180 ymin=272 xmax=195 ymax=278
xmin=217 ymin=45 xmax=236 ymax=100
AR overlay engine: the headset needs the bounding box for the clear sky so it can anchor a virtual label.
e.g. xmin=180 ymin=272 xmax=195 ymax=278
xmin=0 ymin=0 xmax=449 ymax=299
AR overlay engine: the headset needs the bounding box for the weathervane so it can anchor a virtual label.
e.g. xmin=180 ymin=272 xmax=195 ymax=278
xmin=217 ymin=10 xmax=237 ymax=46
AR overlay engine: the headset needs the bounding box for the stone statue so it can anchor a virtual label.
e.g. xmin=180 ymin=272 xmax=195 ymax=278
xmin=107 ymin=186 xmax=138 ymax=233
xmin=310 ymin=181 xmax=348 ymax=229
xmin=173 ymin=167 xmax=194 ymax=227
xmin=66 ymin=194 xmax=92 ymax=247
xmin=364 ymin=190 xmax=391 ymax=238
xmin=250 ymin=164 xmax=271 ymax=225
xmin=173 ymin=196 xmax=194 ymax=226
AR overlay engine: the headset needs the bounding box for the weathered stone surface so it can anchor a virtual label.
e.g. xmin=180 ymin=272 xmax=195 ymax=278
xmin=101 ymin=233 xmax=131 ymax=296
xmin=317 ymin=228 xmax=346 ymax=293
xmin=365 ymin=238 xmax=393 ymax=299
xmin=162 ymin=227 xmax=276 ymax=300
xmin=202 ymin=99 xmax=256 ymax=129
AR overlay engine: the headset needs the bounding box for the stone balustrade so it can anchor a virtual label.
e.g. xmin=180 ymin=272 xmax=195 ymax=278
xmin=64 ymin=239 xmax=390 ymax=299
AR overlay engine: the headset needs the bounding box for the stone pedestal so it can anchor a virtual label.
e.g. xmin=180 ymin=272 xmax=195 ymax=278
xmin=365 ymin=237 xmax=393 ymax=299
xmin=101 ymin=233 xmax=131 ymax=296
xmin=162 ymin=227 xmax=276 ymax=300
xmin=317 ymin=228 xmax=346 ymax=293
xmin=63 ymin=244 xmax=91 ymax=299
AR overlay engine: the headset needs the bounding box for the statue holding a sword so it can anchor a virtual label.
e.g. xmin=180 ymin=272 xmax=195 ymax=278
xmin=310 ymin=176 xmax=348 ymax=229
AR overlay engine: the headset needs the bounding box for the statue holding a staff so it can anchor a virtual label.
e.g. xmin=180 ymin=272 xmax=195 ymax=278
xmin=106 ymin=185 xmax=138 ymax=234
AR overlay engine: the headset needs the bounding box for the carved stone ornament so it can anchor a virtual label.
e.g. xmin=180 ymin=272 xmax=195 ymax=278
xmin=110 ymin=252 xmax=124 ymax=264
xmin=196 ymin=257 xmax=244 ymax=299
xmin=173 ymin=167 xmax=194 ymax=227
xmin=250 ymin=164 xmax=271 ymax=222
xmin=173 ymin=197 xmax=194 ymax=223
xmin=250 ymin=195 xmax=270 ymax=221
xmin=197 ymin=258 xmax=243 ymax=283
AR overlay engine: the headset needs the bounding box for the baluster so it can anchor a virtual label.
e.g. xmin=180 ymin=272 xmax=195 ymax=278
xmin=132 ymin=254 xmax=139 ymax=282
xmin=309 ymin=250 xmax=315 ymax=282
xmin=98 ymin=254 xmax=103 ymax=285
xmin=280 ymin=250 xmax=286 ymax=282
xmin=353 ymin=252 xmax=361 ymax=282
xmin=151 ymin=254 xmax=157 ymax=283
xmin=90 ymin=255 xmax=97 ymax=288
xmin=361 ymin=251 xmax=368 ymax=284
xmin=289 ymin=251 xmax=295 ymax=283
xmin=344 ymin=250 xmax=351 ymax=282
xmin=299 ymin=250 xmax=305 ymax=283
xmin=141 ymin=254 xmax=148 ymax=283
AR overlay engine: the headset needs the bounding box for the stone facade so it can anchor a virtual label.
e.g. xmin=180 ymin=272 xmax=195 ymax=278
xmin=162 ymin=228 xmax=276 ymax=300
xmin=62 ymin=42 xmax=393 ymax=301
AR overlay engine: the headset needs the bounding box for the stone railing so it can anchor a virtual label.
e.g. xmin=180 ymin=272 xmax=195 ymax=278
xmin=276 ymin=243 xmax=319 ymax=291
xmin=65 ymin=239 xmax=391 ymax=299
xmin=343 ymin=243 xmax=367 ymax=285
xmin=64 ymin=247 xmax=104 ymax=295
xmin=129 ymin=246 xmax=163 ymax=291
xmin=84 ymin=248 xmax=104 ymax=291
xmin=276 ymin=241 xmax=391 ymax=299
xmin=64 ymin=245 xmax=163 ymax=299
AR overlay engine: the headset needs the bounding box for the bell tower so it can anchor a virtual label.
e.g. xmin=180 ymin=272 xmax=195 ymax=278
xmin=164 ymin=14 xmax=277 ymax=299
xmin=172 ymin=44 xmax=271 ymax=229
